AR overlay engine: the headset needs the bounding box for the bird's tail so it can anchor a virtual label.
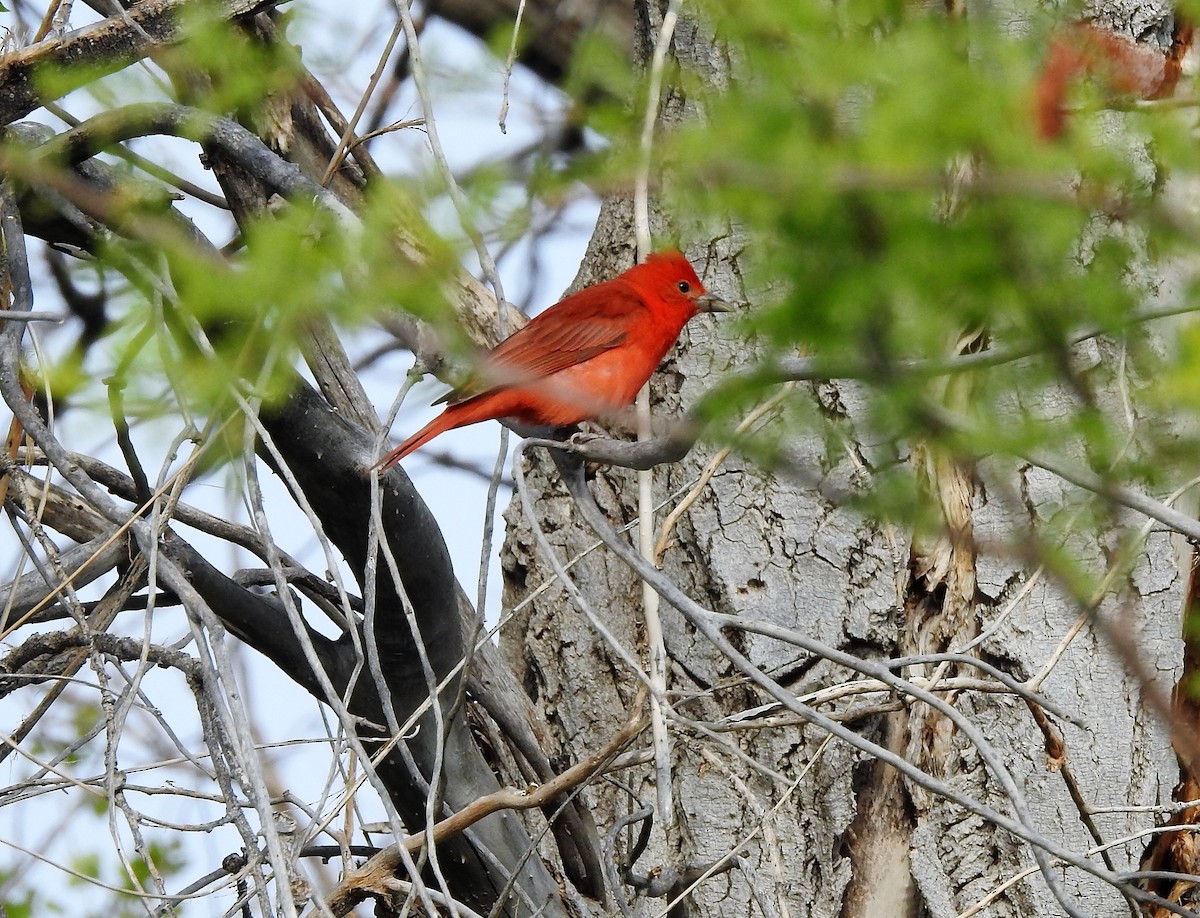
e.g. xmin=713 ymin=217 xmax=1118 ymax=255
xmin=372 ymin=412 xmax=459 ymax=473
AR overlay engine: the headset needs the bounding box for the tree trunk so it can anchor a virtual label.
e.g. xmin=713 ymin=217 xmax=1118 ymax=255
xmin=498 ymin=5 xmax=1186 ymax=916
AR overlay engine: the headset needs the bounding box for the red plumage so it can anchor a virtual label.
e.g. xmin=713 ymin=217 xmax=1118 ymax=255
xmin=373 ymin=250 xmax=729 ymax=471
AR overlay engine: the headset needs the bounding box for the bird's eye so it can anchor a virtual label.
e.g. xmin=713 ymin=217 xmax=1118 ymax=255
xmin=677 ymin=281 xmax=691 ymax=294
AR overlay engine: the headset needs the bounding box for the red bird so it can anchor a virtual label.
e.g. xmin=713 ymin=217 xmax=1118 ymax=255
xmin=374 ymin=250 xmax=731 ymax=471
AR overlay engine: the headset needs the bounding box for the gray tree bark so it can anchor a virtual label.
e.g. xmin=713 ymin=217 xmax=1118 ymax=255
xmin=498 ymin=4 xmax=1188 ymax=916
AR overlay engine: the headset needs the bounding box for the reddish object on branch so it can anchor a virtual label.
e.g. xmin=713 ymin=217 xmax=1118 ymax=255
xmin=1035 ymin=20 xmax=1192 ymax=140
xmin=373 ymin=250 xmax=732 ymax=472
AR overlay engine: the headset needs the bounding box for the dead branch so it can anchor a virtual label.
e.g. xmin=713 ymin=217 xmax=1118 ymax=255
xmin=324 ymin=689 xmax=647 ymax=916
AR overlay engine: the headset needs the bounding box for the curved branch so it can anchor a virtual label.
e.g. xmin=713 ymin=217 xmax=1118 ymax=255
xmin=325 ymin=691 xmax=647 ymax=917
xmin=157 ymin=536 xmax=344 ymax=700
xmin=29 ymin=103 xmax=353 ymax=221
xmin=1 ymin=629 xmax=202 ymax=688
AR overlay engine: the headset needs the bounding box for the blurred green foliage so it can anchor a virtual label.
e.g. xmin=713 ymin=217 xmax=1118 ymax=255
xmin=64 ymin=838 xmax=186 ymax=918
xmin=0 ymin=729 xmax=185 ymax=918
xmin=20 ymin=0 xmax=1200 ymax=531
xmin=159 ymin=7 xmax=304 ymax=115
xmin=635 ymin=1 xmax=1200 ymax=499
xmin=22 ymin=15 xmax=477 ymax=444
xmin=528 ymin=0 xmax=1200 ymax=592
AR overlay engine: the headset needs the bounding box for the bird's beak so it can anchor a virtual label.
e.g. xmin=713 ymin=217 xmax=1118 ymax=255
xmin=695 ymin=293 xmax=734 ymax=314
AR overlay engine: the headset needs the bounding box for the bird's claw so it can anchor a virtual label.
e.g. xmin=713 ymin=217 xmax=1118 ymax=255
xmin=567 ymin=431 xmax=603 ymax=448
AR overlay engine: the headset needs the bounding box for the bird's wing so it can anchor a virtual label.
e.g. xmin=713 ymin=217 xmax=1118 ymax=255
xmin=443 ymin=283 xmax=644 ymax=404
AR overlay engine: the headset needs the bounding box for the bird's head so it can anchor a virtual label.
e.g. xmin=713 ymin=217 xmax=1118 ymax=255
xmin=640 ymin=250 xmax=734 ymax=316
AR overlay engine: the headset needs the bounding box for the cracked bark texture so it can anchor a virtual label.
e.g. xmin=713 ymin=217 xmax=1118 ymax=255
xmin=499 ymin=4 xmax=1186 ymax=917
xmin=500 ymin=225 xmax=1186 ymax=918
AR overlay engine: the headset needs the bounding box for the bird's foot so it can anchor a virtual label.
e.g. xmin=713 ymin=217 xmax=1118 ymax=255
xmin=567 ymin=430 xmax=605 ymax=448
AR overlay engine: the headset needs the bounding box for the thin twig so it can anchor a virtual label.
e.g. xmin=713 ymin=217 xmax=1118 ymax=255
xmin=0 ymin=310 xmax=65 ymax=322
xmin=632 ymin=0 xmax=685 ymax=836
xmin=319 ymin=17 xmax=402 ymax=187
xmin=497 ymin=0 xmax=528 ymax=133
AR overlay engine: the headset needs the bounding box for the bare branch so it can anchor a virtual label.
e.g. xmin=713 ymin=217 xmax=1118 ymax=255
xmin=325 ymin=690 xmax=647 ymax=917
